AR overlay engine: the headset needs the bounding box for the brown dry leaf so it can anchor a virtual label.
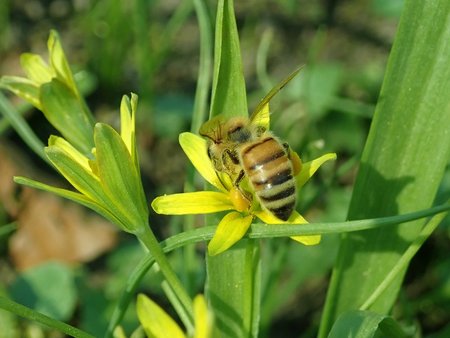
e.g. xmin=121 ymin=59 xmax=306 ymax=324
xmin=1 ymin=142 xmax=118 ymax=270
xmin=10 ymin=189 xmax=118 ymax=270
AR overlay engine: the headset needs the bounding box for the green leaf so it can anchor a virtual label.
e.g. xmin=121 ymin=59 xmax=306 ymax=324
xmin=191 ymin=0 xmax=213 ymax=133
xmin=9 ymin=262 xmax=77 ymax=321
xmin=136 ymin=294 xmax=185 ymax=338
xmin=205 ymin=1 xmax=259 ymax=337
xmin=207 ymin=240 xmax=260 ymax=338
xmin=319 ymin=1 xmax=450 ymax=336
xmin=94 ymin=123 xmax=149 ymax=232
xmin=327 ymin=311 xmax=409 ymax=338
xmin=209 ymin=0 xmax=247 ymax=118
xmin=0 ymin=76 xmax=41 ymax=109
xmin=0 ymin=91 xmax=46 ymax=161
xmin=0 ymin=296 xmax=94 ymax=338
xmin=40 ymin=79 xmax=95 ymax=155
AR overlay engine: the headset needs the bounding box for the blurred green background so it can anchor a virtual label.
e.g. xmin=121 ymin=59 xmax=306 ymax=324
xmin=0 ymin=0 xmax=449 ymax=337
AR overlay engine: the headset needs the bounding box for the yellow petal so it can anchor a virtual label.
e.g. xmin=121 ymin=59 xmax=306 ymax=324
xmin=208 ymin=212 xmax=253 ymax=256
xmin=48 ymin=135 xmax=92 ymax=173
xmin=255 ymin=210 xmax=321 ymax=245
xmin=179 ymin=132 xmax=226 ymax=191
xmin=48 ymin=30 xmax=78 ymax=95
xmin=296 ymin=153 xmax=337 ymax=189
xmin=151 ymin=191 xmax=234 ymax=215
xmin=136 ymin=294 xmax=185 ymax=338
xmin=20 ymin=53 xmax=54 ymax=84
xmin=287 ymin=211 xmax=321 ymax=245
xmin=193 ymin=295 xmax=212 ymax=338
xmin=249 ymin=101 xmax=270 ymax=130
xmin=120 ymin=93 xmax=137 ymax=156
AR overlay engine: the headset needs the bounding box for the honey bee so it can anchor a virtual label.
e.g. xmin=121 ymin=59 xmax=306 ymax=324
xmin=199 ymin=68 xmax=302 ymax=221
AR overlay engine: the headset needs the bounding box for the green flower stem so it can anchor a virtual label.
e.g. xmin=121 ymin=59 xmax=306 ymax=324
xmin=0 ymin=296 xmax=94 ymax=338
xmin=359 ymin=205 xmax=449 ymax=311
xmin=136 ymin=227 xmax=194 ymax=332
xmin=106 ymin=202 xmax=450 ymax=335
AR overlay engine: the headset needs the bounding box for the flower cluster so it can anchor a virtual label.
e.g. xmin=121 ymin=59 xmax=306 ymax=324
xmin=2 ymin=30 xmax=148 ymax=234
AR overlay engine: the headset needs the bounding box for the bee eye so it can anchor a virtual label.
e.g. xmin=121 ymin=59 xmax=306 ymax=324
xmin=228 ymin=125 xmax=251 ymax=142
xmin=230 ymin=126 xmax=243 ymax=133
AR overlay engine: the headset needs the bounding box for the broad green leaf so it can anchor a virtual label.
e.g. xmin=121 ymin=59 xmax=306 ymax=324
xmin=137 ymin=294 xmax=185 ymax=338
xmin=319 ymin=1 xmax=450 ymax=336
xmin=94 ymin=123 xmax=148 ymax=232
xmin=206 ymin=1 xmax=257 ymax=336
xmin=207 ymin=240 xmax=260 ymax=338
xmin=327 ymin=310 xmax=409 ymax=338
xmin=209 ymin=0 xmax=247 ymax=118
xmin=0 ymin=76 xmax=41 ymax=109
xmin=9 ymin=262 xmax=77 ymax=321
xmin=40 ymin=79 xmax=95 ymax=155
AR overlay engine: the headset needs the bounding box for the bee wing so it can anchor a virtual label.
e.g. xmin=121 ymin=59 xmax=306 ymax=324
xmin=250 ymin=66 xmax=305 ymax=128
xmin=199 ymin=114 xmax=226 ymax=139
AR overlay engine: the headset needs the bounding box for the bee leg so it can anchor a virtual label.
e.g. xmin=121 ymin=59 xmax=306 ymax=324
xmin=235 ymin=169 xmax=245 ymax=186
xmin=223 ymin=149 xmax=240 ymax=165
xmin=229 ymin=170 xmax=252 ymax=212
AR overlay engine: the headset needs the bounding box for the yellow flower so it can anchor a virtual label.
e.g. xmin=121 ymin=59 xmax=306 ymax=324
xmin=136 ymin=294 xmax=212 ymax=338
xmin=152 ymin=131 xmax=336 ymax=256
xmin=15 ymin=94 xmax=149 ymax=234
xmin=0 ymin=30 xmax=95 ymax=155
xmin=152 ymin=66 xmax=336 ymax=256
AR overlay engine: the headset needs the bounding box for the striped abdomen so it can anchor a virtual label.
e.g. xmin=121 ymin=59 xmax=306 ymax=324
xmin=241 ymin=137 xmax=296 ymax=221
